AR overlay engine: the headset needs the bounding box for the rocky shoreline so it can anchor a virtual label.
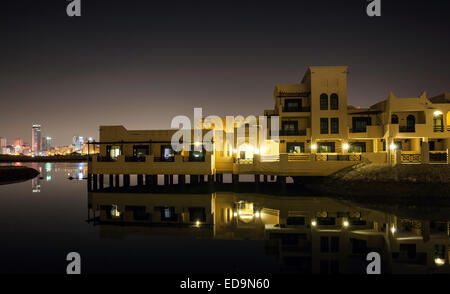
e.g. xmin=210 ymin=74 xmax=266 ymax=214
xmin=0 ymin=166 xmax=40 ymax=185
xmin=307 ymin=163 xmax=450 ymax=201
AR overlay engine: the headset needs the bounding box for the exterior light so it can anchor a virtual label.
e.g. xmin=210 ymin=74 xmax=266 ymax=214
xmin=311 ymin=144 xmax=317 ymax=150
xmin=342 ymin=143 xmax=349 ymax=150
xmin=196 ymin=220 xmax=200 ymax=226
xmin=311 ymin=220 xmax=317 ymax=227
xmin=434 ymin=110 xmax=443 ymax=116
xmin=233 ymin=212 xmax=237 ymax=217
xmin=343 ymin=220 xmax=349 ymax=227
xmin=255 ymin=211 xmax=260 ymax=218
xmin=434 ymin=258 xmax=445 ymax=266
xmin=391 ymin=226 xmax=396 ymax=234
xmin=389 ymin=143 xmax=397 ymax=150
xmin=194 ymin=142 xmax=201 ymax=147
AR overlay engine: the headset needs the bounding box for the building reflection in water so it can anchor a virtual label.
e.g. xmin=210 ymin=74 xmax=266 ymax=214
xmin=87 ymin=192 xmax=450 ymax=274
xmin=30 ymin=162 xmax=88 ymax=192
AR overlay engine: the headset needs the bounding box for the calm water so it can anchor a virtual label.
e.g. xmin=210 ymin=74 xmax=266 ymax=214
xmin=0 ymin=162 xmax=449 ymax=274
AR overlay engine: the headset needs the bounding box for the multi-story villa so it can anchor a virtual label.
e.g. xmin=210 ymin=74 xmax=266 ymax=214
xmin=88 ymin=66 xmax=450 ymax=189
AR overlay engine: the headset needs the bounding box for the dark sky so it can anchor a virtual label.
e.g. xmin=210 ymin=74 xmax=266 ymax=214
xmin=1 ymin=0 xmax=449 ymax=145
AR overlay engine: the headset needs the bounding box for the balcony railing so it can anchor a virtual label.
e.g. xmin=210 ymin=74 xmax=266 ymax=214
xmin=125 ymin=156 xmax=146 ymax=162
xmin=279 ymin=129 xmax=307 ymax=136
xmin=399 ymin=126 xmax=415 ymax=133
xmin=349 ymin=128 xmax=367 ymax=133
xmin=97 ymin=156 xmax=115 ymax=162
xmin=401 ymin=153 xmax=421 ymax=163
xmin=154 ymin=156 xmax=174 ymax=162
xmin=282 ymin=106 xmax=311 ymax=113
xmin=429 ymin=151 xmax=448 ymax=162
xmin=315 ymin=154 xmax=361 ymax=161
xmin=434 ymin=125 xmax=444 ymax=132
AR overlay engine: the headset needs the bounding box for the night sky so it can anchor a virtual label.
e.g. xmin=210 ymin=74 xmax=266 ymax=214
xmin=1 ymin=0 xmax=449 ymax=146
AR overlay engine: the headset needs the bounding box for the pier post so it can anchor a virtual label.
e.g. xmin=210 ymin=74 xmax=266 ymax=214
xmin=179 ymin=174 xmax=186 ymax=186
xmin=137 ymin=174 xmax=144 ymax=186
xmin=115 ymin=174 xmax=120 ymax=187
xmin=93 ymin=174 xmax=98 ymax=191
xmin=232 ymin=174 xmax=239 ymax=191
xmin=124 ymin=174 xmax=130 ymax=187
xmin=99 ymin=174 xmax=104 ymax=190
xmin=279 ymin=176 xmax=286 ymax=193
xmin=87 ymin=174 xmax=92 ymax=191
xmin=254 ymin=174 xmax=260 ymax=192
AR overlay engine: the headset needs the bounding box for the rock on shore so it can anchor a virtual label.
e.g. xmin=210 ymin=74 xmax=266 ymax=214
xmin=0 ymin=166 xmax=40 ymax=185
xmin=307 ymin=163 xmax=450 ymax=200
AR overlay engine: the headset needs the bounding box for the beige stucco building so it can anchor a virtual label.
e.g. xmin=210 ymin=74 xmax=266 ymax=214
xmin=88 ymin=66 xmax=450 ymax=186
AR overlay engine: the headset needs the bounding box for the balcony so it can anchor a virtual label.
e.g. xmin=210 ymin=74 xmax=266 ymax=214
xmin=348 ymin=125 xmax=383 ymax=139
xmin=399 ymin=126 xmax=415 ymax=133
xmin=90 ymin=154 xmax=213 ymax=175
xmin=434 ymin=125 xmax=444 ymax=132
xmin=279 ymin=129 xmax=307 ymax=136
xmin=125 ymin=156 xmax=146 ymax=162
xmin=282 ymin=106 xmax=311 ymax=113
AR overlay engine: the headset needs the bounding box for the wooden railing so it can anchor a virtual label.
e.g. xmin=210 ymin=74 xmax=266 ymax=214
xmin=260 ymin=155 xmax=280 ymax=162
xmin=287 ymin=154 xmax=310 ymax=162
xmin=401 ymin=153 xmax=421 ymax=163
xmin=429 ymin=151 xmax=448 ymax=162
xmin=315 ymin=154 xmax=361 ymax=161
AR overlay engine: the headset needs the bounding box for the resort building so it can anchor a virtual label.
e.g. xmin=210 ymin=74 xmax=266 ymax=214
xmin=88 ymin=66 xmax=450 ymax=188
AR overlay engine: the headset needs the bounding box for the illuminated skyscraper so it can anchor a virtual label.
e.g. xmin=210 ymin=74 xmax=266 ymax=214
xmin=0 ymin=137 xmax=6 ymax=148
xmin=0 ymin=137 xmax=6 ymax=154
xmin=32 ymin=124 xmax=41 ymax=155
xmin=72 ymin=136 xmax=84 ymax=152
xmin=43 ymin=137 xmax=53 ymax=151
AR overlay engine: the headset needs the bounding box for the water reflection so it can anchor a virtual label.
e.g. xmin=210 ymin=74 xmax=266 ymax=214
xmin=20 ymin=162 xmax=88 ymax=192
xmin=87 ymin=191 xmax=450 ymax=274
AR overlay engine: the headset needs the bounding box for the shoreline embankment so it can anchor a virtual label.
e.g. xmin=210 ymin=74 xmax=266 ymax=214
xmin=0 ymin=155 xmax=87 ymax=162
xmin=306 ymin=163 xmax=450 ymax=203
xmin=0 ymin=166 xmax=40 ymax=185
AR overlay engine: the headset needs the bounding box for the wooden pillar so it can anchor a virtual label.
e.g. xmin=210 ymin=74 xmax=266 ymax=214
xmin=263 ymin=175 xmax=268 ymax=183
xmin=115 ymin=174 xmax=120 ymax=187
xmin=279 ymin=176 xmax=286 ymax=193
xmin=179 ymin=175 xmax=186 ymax=185
xmin=87 ymin=174 xmax=92 ymax=191
xmin=99 ymin=174 xmax=104 ymax=190
xmin=93 ymin=174 xmax=98 ymax=191
xmin=232 ymin=174 xmax=239 ymax=191
xmin=124 ymin=174 xmax=130 ymax=187
xmin=109 ymin=174 xmax=114 ymax=187
xmin=199 ymin=175 xmax=205 ymax=184
xmin=145 ymin=175 xmax=151 ymax=187
xmin=137 ymin=174 xmax=144 ymax=186
xmin=169 ymin=175 xmax=174 ymax=185
xmin=164 ymin=174 xmax=170 ymax=186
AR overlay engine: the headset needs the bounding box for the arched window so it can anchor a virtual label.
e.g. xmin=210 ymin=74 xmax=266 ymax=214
xmin=391 ymin=114 xmax=398 ymax=124
xmin=320 ymin=94 xmax=328 ymax=110
xmin=330 ymin=94 xmax=339 ymax=110
xmin=406 ymin=115 xmax=415 ymax=132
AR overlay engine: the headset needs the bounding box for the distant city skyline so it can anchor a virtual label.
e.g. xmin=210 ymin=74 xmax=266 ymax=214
xmin=1 ymin=0 xmax=449 ymax=146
